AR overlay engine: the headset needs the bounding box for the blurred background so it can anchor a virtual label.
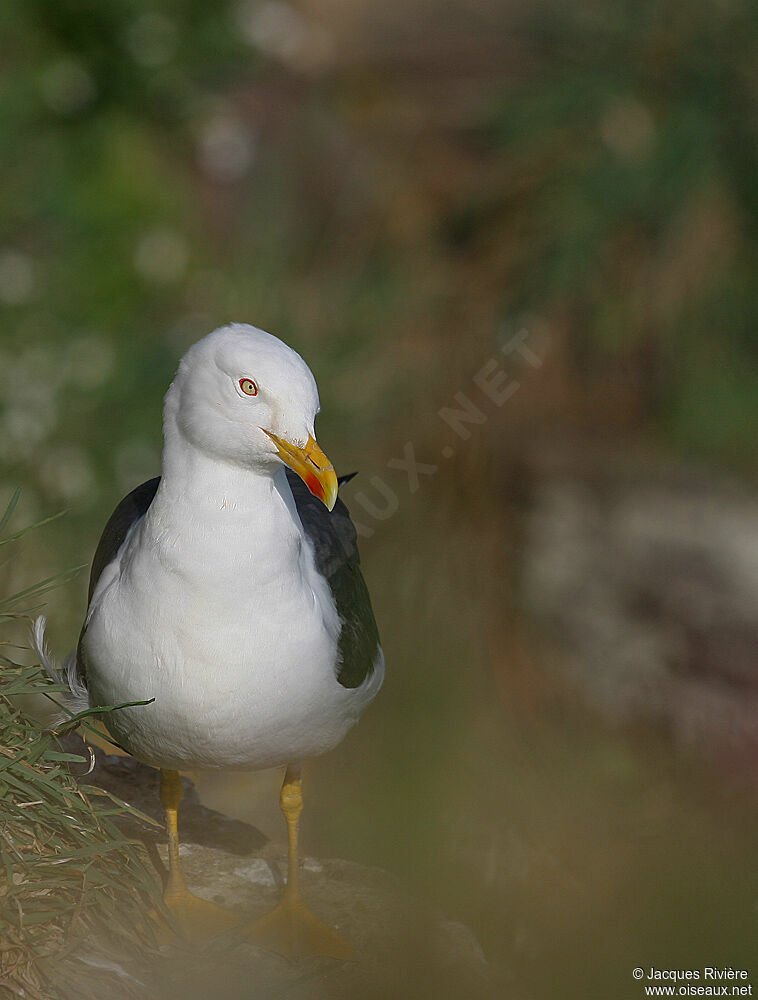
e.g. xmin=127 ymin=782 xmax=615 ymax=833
xmin=1 ymin=0 xmax=758 ymax=996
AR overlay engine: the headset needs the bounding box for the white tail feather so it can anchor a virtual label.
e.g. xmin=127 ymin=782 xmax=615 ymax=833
xmin=32 ymin=616 xmax=89 ymax=722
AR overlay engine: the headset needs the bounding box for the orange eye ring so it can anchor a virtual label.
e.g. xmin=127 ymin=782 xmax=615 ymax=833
xmin=239 ymin=378 xmax=258 ymax=396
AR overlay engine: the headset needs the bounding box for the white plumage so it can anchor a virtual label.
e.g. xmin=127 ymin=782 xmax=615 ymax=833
xmin=36 ymin=323 xmax=383 ymax=771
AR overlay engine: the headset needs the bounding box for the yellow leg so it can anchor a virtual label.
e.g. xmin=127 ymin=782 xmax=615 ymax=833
xmin=248 ymin=765 xmax=352 ymax=959
xmin=157 ymin=769 xmax=241 ymax=941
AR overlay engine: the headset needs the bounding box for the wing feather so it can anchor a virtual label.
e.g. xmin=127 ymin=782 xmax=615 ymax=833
xmin=78 ymin=477 xmax=160 ymax=685
xmin=285 ymin=469 xmax=381 ymax=689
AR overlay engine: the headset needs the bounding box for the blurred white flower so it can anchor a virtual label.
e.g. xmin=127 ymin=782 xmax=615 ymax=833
xmin=235 ymin=0 xmax=307 ymax=59
xmin=134 ymin=228 xmax=189 ymax=285
xmin=0 ymin=342 xmax=65 ymax=464
xmin=198 ymin=113 xmax=257 ymax=182
xmin=3 ymin=398 xmax=59 ymax=450
xmin=600 ymin=98 xmax=655 ymax=161
xmin=38 ymin=444 xmax=97 ymax=503
xmin=0 ymin=251 xmax=35 ymax=305
xmin=63 ymin=335 xmax=116 ymax=390
xmin=234 ymin=0 xmax=331 ymax=69
xmin=40 ymin=58 xmax=96 ymax=116
xmin=125 ymin=12 xmax=178 ymax=68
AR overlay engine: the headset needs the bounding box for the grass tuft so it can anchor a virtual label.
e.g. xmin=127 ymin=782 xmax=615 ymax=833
xmin=0 ymin=495 xmax=162 ymax=1000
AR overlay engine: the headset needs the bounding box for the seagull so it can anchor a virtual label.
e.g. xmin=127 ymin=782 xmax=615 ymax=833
xmin=35 ymin=322 xmax=384 ymax=957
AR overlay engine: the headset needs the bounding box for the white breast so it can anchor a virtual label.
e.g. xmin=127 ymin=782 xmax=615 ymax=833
xmin=81 ymin=465 xmax=379 ymax=770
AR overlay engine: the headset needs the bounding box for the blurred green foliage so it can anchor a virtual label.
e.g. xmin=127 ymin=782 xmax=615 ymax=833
xmin=0 ymin=492 xmax=160 ymax=1000
xmin=0 ymin=0 xmax=755 ymax=639
xmin=2 ymin=4 xmax=758 ymax=997
xmin=483 ymin=0 xmax=758 ymax=457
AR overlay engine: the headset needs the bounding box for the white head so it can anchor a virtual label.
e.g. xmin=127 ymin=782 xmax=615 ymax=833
xmin=164 ymin=323 xmax=338 ymax=508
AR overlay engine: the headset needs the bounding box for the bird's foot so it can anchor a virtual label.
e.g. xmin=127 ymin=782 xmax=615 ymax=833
xmin=245 ymin=894 xmax=352 ymax=960
xmin=151 ymin=886 xmax=242 ymax=944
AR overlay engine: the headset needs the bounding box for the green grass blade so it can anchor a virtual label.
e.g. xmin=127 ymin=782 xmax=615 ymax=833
xmin=0 ymin=487 xmax=22 ymax=538
xmin=0 ymin=509 xmax=68 ymax=549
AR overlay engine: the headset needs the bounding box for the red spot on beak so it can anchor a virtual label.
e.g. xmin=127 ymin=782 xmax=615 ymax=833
xmin=304 ymin=469 xmax=324 ymax=503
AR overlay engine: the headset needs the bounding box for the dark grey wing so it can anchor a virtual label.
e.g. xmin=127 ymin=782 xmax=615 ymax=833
xmin=87 ymin=477 xmax=161 ymax=602
xmin=77 ymin=477 xmax=160 ymax=686
xmin=285 ymin=469 xmax=380 ymax=689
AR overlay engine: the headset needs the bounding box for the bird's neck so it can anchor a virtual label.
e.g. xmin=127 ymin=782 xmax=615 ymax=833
xmin=147 ymin=433 xmax=303 ymax=562
xmin=160 ymin=437 xmax=278 ymax=510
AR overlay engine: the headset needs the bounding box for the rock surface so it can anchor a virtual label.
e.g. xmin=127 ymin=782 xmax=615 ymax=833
xmin=149 ymin=842 xmax=496 ymax=1000
xmin=60 ymin=734 xmax=499 ymax=1000
xmin=519 ymin=448 xmax=758 ymax=777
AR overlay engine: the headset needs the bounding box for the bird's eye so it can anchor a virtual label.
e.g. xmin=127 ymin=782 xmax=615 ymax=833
xmin=239 ymin=378 xmax=258 ymax=396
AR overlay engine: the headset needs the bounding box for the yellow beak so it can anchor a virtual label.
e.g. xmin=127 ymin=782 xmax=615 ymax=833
xmin=262 ymin=429 xmax=339 ymax=511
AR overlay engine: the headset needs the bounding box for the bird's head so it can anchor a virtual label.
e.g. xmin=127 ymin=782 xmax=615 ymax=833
xmin=165 ymin=323 xmax=338 ymax=510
